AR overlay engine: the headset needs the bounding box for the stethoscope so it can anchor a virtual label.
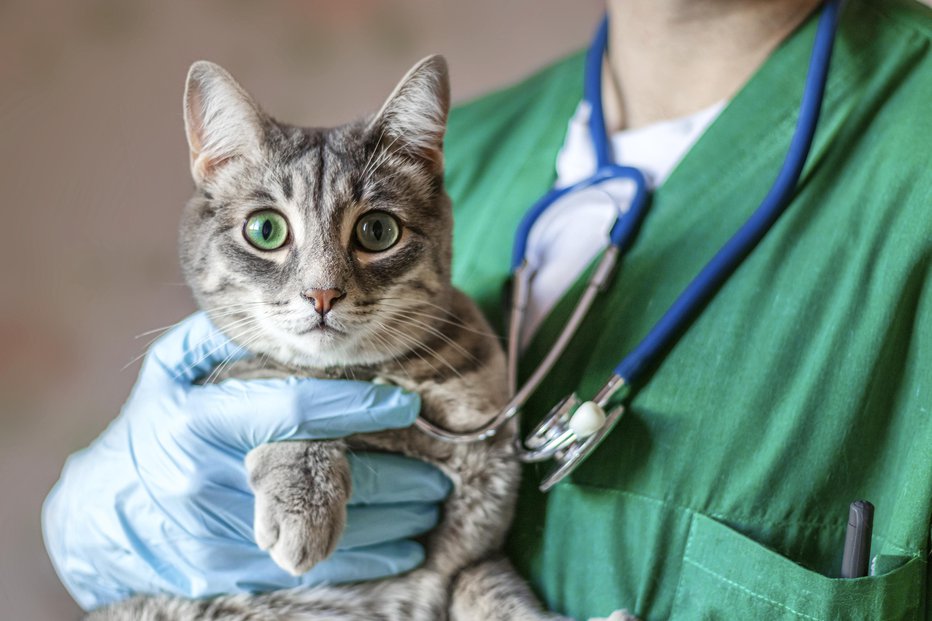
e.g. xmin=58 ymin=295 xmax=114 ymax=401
xmin=415 ymin=0 xmax=842 ymax=491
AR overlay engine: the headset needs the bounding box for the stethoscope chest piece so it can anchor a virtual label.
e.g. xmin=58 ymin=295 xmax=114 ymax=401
xmin=520 ymin=375 xmax=628 ymax=491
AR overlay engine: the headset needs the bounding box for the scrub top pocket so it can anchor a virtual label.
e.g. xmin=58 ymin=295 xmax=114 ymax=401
xmin=669 ymin=513 xmax=924 ymax=620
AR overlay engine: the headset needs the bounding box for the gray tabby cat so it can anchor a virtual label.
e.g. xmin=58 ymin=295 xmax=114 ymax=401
xmin=91 ymin=57 xmax=634 ymax=621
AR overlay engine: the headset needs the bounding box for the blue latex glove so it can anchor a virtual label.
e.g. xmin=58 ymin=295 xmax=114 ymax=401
xmin=42 ymin=312 xmax=451 ymax=612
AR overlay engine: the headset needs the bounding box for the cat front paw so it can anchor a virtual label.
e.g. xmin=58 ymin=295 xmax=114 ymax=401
xmin=246 ymin=441 xmax=350 ymax=576
xmin=252 ymin=487 xmax=344 ymax=575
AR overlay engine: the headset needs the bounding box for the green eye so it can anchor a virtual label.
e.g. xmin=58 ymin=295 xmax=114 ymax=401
xmin=244 ymin=210 xmax=289 ymax=250
xmin=355 ymin=211 xmax=401 ymax=252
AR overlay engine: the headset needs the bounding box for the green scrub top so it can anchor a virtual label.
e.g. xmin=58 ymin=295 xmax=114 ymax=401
xmin=443 ymin=0 xmax=931 ymax=619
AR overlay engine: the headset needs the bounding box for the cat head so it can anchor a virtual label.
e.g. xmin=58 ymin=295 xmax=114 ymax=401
xmin=179 ymin=57 xmax=454 ymax=370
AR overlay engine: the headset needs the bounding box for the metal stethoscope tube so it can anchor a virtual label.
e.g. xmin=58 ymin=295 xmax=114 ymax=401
xmin=414 ymin=244 xmax=624 ymax=445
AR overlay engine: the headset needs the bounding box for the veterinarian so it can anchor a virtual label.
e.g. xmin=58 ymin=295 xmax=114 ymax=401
xmin=44 ymin=0 xmax=931 ymax=618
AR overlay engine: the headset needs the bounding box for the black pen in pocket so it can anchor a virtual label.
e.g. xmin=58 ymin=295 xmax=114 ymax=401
xmin=840 ymin=500 xmax=874 ymax=578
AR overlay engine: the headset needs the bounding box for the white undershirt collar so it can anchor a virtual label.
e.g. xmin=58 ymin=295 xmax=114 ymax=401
xmin=520 ymin=99 xmax=726 ymax=349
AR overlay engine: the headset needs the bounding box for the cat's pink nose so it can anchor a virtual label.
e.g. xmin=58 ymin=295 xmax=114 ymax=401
xmin=302 ymin=288 xmax=345 ymax=316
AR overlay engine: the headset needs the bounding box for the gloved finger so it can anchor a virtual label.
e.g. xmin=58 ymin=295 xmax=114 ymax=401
xmin=347 ymin=452 xmax=452 ymax=505
xmin=299 ymin=540 xmax=426 ymax=586
xmin=187 ymin=377 xmax=421 ymax=451
xmin=338 ymin=502 xmax=441 ymax=550
xmin=143 ymin=311 xmax=248 ymax=386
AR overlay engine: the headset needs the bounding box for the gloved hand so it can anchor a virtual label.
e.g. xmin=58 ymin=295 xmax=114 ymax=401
xmin=42 ymin=312 xmax=451 ymax=612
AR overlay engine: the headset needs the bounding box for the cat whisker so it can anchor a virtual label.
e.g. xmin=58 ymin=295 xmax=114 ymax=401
xmin=364 ymin=328 xmax=416 ymax=385
xmin=172 ymin=313 xmax=269 ymax=382
xmin=125 ymin=313 xmax=257 ymax=373
xmin=361 ymin=133 xmax=410 ymax=186
xmin=362 ymin=133 xmax=403 ymax=179
xmin=210 ymin=326 xmax=271 ymax=384
xmin=364 ymin=167 xmax=410 ymax=194
xmin=213 ymin=330 xmax=267 ymax=382
xmin=377 ymin=301 xmax=488 ymax=334
xmin=206 ymin=301 xmax=279 ymax=317
xmin=205 ymin=312 xmax=268 ymax=338
xmin=358 ymin=126 xmax=388 ymax=182
xmin=379 ymin=296 xmax=468 ymax=321
xmin=377 ymin=300 xmax=500 ymax=339
xmin=129 ymin=302 xmax=275 ymax=364
xmin=380 ymin=308 xmax=480 ymax=365
xmin=203 ymin=323 xmax=267 ymax=384
xmin=368 ymin=318 xmax=424 ymax=367
xmin=378 ymin=324 xmax=445 ymax=378
xmin=172 ymin=337 xmax=239 ymax=382
xmin=134 ymin=320 xmax=185 ymax=340
xmin=363 ymin=332 xmax=398 ymax=362
xmin=121 ymin=348 xmax=158 ymax=373
xmin=379 ymin=320 xmax=462 ymax=379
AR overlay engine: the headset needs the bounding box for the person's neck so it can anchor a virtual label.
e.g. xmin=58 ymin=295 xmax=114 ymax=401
xmin=603 ymin=0 xmax=823 ymax=131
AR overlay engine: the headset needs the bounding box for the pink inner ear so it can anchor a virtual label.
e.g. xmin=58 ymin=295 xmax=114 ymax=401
xmin=185 ymin=82 xmax=208 ymax=158
xmin=193 ymin=152 xmax=238 ymax=182
xmin=184 ymin=77 xmax=244 ymax=183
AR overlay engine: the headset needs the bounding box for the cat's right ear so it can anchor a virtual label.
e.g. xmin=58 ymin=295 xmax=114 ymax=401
xmin=184 ymin=61 xmax=265 ymax=186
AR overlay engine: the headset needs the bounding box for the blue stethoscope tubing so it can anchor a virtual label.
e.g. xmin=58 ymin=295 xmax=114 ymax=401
xmin=414 ymin=0 xmax=842 ymax=490
xmin=614 ymin=0 xmax=840 ymax=385
xmin=511 ymin=19 xmax=649 ymax=274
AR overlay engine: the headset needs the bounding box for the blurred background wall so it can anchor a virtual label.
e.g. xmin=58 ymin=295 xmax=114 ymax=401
xmin=0 ymin=0 xmax=601 ymax=618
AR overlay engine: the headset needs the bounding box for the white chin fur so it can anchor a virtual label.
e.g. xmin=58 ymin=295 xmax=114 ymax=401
xmin=268 ymin=326 xmax=388 ymax=369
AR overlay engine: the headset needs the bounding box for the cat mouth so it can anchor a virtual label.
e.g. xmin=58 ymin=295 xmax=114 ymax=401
xmin=296 ymin=323 xmax=345 ymax=336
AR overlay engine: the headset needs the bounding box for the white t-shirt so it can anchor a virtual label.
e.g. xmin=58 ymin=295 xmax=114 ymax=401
xmin=520 ymin=100 xmax=726 ymax=348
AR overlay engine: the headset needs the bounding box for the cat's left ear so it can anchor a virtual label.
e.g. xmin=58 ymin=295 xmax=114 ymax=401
xmin=370 ymin=55 xmax=450 ymax=173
